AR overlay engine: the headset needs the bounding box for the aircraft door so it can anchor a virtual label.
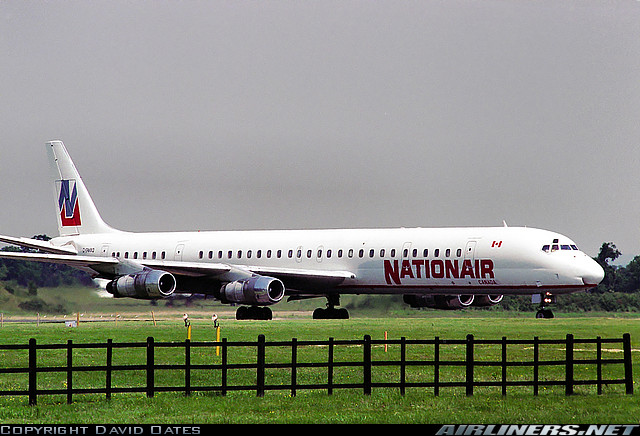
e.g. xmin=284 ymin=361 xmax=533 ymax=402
xmin=465 ymin=240 xmax=477 ymax=261
xmin=100 ymin=245 xmax=110 ymax=257
xmin=174 ymin=244 xmax=185 ymax=261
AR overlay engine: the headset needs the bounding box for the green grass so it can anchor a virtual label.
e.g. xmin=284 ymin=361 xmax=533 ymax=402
xmin=0 ymin=314 xmax=638 ymax=424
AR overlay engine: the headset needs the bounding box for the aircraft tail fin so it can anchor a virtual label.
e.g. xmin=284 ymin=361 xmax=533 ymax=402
xmin=47 ymin=140 xmax=115 ymax=236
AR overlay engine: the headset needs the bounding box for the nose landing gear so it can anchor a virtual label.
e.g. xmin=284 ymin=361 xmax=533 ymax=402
xmin=533 ymin=292 xmax=555 ymax=319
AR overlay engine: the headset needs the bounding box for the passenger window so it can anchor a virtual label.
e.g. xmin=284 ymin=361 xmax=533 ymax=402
xmin=288 ymin=250 xmax=293 ymax=258
xmin=133 ymin=252 xmax=138 ymax=259
xmin=369 ymin=249 xmax=374 ymax=258
xmin=445 ymin=249 xmax=450 ymax=257
xmin=359 ymin=249 xmax=364 ymax=258
xmin=208 ymin=251 xmax=213 ymax=259
xmin=434 ymin=249 xmax=440 ymax=257
xmin=403 ymin=249 xmax=408 ymax=257
xmin=143 ymin=252 xmax=147 ymax=259
xmin=456 ymin=249 xmax=462 ymax=257
xmin=380 ymin=249 xmax=385 ymax=257
xmin=423 ymin=249 xmax=428 ymax=257
xmin=228 ymin=251 xmax=233 ymax=259
xmin=199 ymin=251 xmax=203 ymax=259
xmin=247 ymin=250 xmax=252 ymax=258
xmin=218 ymin=251 xmax=223 ymax=259
xmin=390 ymin=249 xmax=396 ymax=257
xmin=327 ymin=249 xmax=332 ymax=258
xmin=338 ymin=249 xmax=343 ymax=258
xmin=317 ymin=249 xmax=322 ymax=258
xmin=161 ymin=251 xmax=166 ymax=260
xmin=348 ymin=249 xmax=354 ymax=258
xmin=237 ymin=250 xmax=242 ymax=259
xmin=307 ymin=250 xmax=312 ymax=258
xmin=257 ymin=250 xmax=262 ymax=258
xmin=297 ymin=249 xmax=302 ymax=258
xmin=412 ymin=249 xmax=417 ymax=257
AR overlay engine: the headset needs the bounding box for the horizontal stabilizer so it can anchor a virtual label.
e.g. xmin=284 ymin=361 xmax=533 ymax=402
xmin=0 ymin=234 xmax=78 ymax=254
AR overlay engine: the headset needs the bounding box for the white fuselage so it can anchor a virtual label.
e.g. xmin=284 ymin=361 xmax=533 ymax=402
xmin=53 ymin=225 xmax=603 ymax=297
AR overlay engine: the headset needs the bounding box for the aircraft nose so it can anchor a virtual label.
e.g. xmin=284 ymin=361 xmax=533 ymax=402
xmin=582 ymin=258 xmax=605 ymax=286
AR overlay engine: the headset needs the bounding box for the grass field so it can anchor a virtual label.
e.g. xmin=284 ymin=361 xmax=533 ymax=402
xmin=0 ymin=310 xmax=638 ymax=424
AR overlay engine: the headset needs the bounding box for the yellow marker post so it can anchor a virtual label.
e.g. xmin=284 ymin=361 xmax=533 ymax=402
xmin=216 ymin=326 xmax=221 ymax=356
xmin=187 ymin=324 xmax=192 ymax=340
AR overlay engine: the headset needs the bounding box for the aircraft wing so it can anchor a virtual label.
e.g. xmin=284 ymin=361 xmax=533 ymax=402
xmin=0 ymin=250 xmax=355 ymax=289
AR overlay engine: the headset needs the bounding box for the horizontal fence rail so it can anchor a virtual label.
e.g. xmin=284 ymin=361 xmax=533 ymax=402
xmin=0 ymin=333 xmax=633 ymax=405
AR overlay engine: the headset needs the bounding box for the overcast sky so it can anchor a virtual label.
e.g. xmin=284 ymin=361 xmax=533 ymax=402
xmin=1 ymin=0 xmax=639 ymax=262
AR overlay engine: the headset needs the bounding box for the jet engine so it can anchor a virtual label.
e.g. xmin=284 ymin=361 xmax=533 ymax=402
xmin=107 ymin=269 xmax=176 ymax=299
xmin=472 ymin=295 xmax=504 ymax=307
xmin=221 ymin=276 xmax=285 ymax=306
xmin=403 ymin=294 xmax=475 ymax=310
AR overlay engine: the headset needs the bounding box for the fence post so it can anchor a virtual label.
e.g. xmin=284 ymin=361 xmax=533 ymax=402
xmin=106 ymin=339 xmax=113 ymax=400
xmin=146 ymin=336 xmax=155 ymax=398
xmin=466 ymin=334 xmax=474 ymax=396
xmin=434 ymin=336 xmax=440 ymax=396
xmin=596 ymin=336 xmax=602 ymax=395
xmin=400 ymin=337 xmax=406 ymax=396
xmin=221 ymin=338 xmax=228 ymax=396
xmin=501 ymin=336 xmax=507 ymax=396
xmin=257 ymin=334 xmax=265 ymax=397
xmin=185 ymin=339 xmax=191 ymax=397
xmin=363 ymin=335 xmax=372 ymax=395
xmin=67 ymin=340 xmax=73 ymax=404
xmin=565 ymin=334 xmax=574 ymax=396
xmin=28 ymin=338 xmax=37 ymax=406
xmin=291 ymin=338 xmax=297 ymax=397
xmin=327 ymin=337 xmax=334 ymax=395
xmin=623 ymin=333 xmax=633 ymax=395
xmin=533 ymin=336 xmax=539 ymax=396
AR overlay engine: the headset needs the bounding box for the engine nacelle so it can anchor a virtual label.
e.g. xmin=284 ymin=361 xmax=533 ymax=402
xmin=107 ymin=269 xmax=176 ymax=299
xmin=403 ymin=294 xmax=475 ymax=310
xmin=222 ymin=276 xmax=285 ymax=306
xmin=472 ymin=295 xmax=504 ymax=307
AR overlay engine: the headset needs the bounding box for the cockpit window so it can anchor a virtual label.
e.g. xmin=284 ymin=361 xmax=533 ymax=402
xmin=542 ymin=242 xmax=579 ymax=253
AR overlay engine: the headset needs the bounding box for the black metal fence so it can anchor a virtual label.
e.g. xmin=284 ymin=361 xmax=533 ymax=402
xmin=0 ymin=333 xmax=633 ymax=405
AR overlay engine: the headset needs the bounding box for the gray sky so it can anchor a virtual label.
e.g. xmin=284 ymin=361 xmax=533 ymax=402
xmin=1 ymin=0 xmax=639 ymax=262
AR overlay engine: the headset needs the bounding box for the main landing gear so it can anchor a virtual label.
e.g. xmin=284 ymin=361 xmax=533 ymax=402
xmin=533 ymin=292 xmax=555 ymax=319
xmin=235 ymin=305 xmax=273 ymax=320
xmin=313 ymin=294 xmax=349 ymax=320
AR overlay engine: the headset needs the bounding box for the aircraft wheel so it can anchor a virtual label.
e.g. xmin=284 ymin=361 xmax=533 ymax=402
xmin=535 ymin=309 xmax=554 ymax=319
xmin=313 ymin=307 xmax=349 ymax=320
xmin=236 ymin=306 xmax=272 ymax=320
xmin=313 ymin=308 xmax=326 ymax=319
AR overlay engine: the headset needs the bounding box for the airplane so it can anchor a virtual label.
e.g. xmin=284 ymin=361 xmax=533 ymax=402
xmin=0 ymin=141 xmax=604 ymax=320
